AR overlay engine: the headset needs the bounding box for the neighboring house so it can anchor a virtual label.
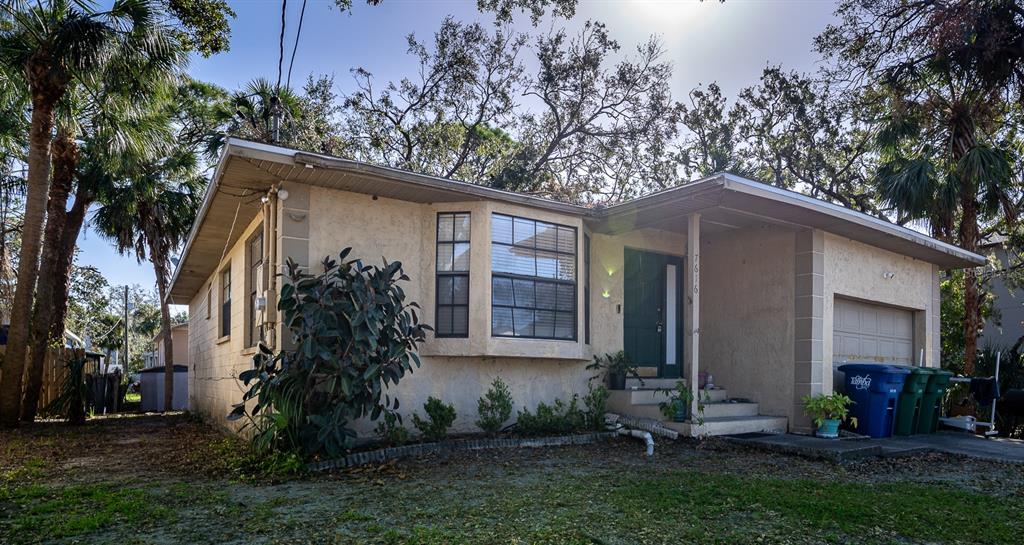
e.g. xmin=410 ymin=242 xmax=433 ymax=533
xmin=981 ymin=239 xmax=1024 ymax=350
xmin=152 ymin=323 xmax=189 ymax=368
xmin=168 ymin=139 xmax=984 ymax=436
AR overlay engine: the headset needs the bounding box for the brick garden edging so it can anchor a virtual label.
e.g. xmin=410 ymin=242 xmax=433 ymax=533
xmin=308 ymin=431 xmax=620 ymax=472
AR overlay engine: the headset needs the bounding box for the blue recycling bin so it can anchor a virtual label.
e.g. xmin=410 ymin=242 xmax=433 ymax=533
xmin=838 ymin=363 xmax=911 ymax=438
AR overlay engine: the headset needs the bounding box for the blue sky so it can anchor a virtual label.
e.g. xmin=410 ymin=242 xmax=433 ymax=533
xmin=75 ymin=0 xmax=838 ymax=298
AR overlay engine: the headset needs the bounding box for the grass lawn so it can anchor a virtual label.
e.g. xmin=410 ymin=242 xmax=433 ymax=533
xmin=2 ymin=415 xmax=1023 ymax=544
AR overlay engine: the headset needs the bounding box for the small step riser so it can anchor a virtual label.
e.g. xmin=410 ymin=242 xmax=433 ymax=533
xmin=617 ymin=388 xmax=729 ymax=405
xmin=701 ymin=403 xmax=759 ymax=419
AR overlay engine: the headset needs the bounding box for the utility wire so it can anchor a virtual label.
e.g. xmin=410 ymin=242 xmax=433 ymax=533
xmin=286 ymin=0 xmax=308 ymax=89
xmin=276 ymin=0 xmax=288 ymax=91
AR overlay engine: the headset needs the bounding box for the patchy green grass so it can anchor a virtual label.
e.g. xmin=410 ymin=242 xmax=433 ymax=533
xmin=0 ymin=483 xmax=168 ymax=542
xmin=1 ymin=414 xmax=1022 ymax=544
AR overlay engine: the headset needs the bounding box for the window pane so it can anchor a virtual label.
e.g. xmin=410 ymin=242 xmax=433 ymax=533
xmin=556 ymin=284 xmax=574 ymax=312
xmin=492 ymin=307 xmax=514 ymax=336
xmin=513 ymin=308 xmax=535 ymax=337
xmin=557 ymin=226 xmax=576 ymax=254
xmin=512 ymin=278 xmax=535 ymax=308
xmin=453 ymin=213 xmax=471 ymax=241
xmin=535 ymin=222 xmax=557 ymax=251
xmin=513 ymin=217 xmax=535 ymax=246
xmin=492 ymin=214 xmax=513 ymax=244
xmin=535 ymin=310 xmax=556 ymax=338
xmin=535 ymin=282 xmax=557 ymax=310
xmin=437 ymin=276 xmax=453 ymax=305
xmin=492 ymin=244 xmax=517 ymax=275
xmin=437 ymin=242 xmax=454 ymax=272
xmin=536 ymin=250 xmax=558 ymax=278
xmin=452 ymin=275 xmax=469 ymax=305
xmin=557 ymin=255 xmax=575 ymax=281
xmin=554 ymin=312 xmax=574 ymax=339
xmin=438 ymin=214 xmax=455 ymax=242
xmin=514 ymin=247 xmax=536 ymax=276
xmin=492 ymin=276 xmax=514 ymax=306
xmin=452 ymin=306 xmax=468 ymax=335
xmin=452 ymin=242 xmax=470 ymax=271
xmin=436 ymin=306 xmax=453 ymax=335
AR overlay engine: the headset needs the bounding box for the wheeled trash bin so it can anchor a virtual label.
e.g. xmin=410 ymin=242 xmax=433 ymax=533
xmin=838 ymin=363 xmax=910 ymax=438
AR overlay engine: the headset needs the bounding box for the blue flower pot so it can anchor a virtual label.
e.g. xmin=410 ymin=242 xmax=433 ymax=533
xmin=816 ymin=418 xmax=840 ymax=438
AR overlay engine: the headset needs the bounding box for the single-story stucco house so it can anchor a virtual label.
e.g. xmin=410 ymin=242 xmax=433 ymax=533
xmin=168 ymin=138 xmax=985 ymax=437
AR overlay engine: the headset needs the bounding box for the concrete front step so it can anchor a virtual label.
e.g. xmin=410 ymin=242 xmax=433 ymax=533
xmin=664 ymin=415 xmax=788 ymax=437
xmin=701 ymin=401 xmax=759 ymax=419
xmin=614 ymin=387 xmax=729 ymax=406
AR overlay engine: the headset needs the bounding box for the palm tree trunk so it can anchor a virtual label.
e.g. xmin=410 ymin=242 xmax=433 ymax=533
xmin=0 ymin=95 xmax=56 ymax=427
xmin=21 ymin=133 xmax=77 ymax=421
xmin=953 ymin=117 xmax=980 ymax=376
xmin=149 ymin=239 xmax=174 ymax=412
xmin=960 ymin=195 xmax=980 ymax=376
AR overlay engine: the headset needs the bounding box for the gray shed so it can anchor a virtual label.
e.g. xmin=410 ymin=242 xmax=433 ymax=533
xmin=140 ymin=365 xmax=188 ymax=412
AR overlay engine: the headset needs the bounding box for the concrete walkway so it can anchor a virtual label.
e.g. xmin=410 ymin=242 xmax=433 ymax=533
xmin=724 ymin=431 xmax=1024 ymax=464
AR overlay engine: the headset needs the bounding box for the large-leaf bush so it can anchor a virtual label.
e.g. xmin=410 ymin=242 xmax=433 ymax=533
xmin=229 ymin=250 xmax=429 ymax=459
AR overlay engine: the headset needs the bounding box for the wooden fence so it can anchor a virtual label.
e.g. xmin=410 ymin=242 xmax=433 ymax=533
xmin=0 ymin=346 xmax=98 ymax=412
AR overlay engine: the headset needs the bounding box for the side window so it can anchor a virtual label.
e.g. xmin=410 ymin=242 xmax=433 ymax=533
xmin=435 ymin=212 xmax=470 ymax=337
xmin=584 ymin=233 xmax=591 ymax=345
xmin=247 ymin=231 xmax=264 ymax=347
xmin=205 ymin=286 xmax=211 ymax=320
xmin=220 ymin=268 xmax=231 ymax=337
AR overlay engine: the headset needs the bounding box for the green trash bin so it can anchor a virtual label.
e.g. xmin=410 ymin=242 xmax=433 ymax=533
xmin=915 ymin=368 xmax=954 ymax=434
xmin=894 ymin=366 xmax=932 ymax=436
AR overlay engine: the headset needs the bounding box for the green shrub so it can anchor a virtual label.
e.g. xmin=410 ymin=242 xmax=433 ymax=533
xmin=582 ymin=383 xmax=609 ymax=431
xmin=476 ymin=377 xmax=514 ymax=434
xmin=374 ymin=411 xmax=410 ymax=446
xmin=228 ymin=250 xmax=430 ymax=459
xmin=516 ymin=396 xmax=588 ymax=436
xmin=413 ymin=397 xmax=456 ymax=441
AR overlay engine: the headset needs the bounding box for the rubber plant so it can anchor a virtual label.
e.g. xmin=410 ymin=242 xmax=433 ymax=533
xmin=229 ymin=249 xmax=430 ymax=459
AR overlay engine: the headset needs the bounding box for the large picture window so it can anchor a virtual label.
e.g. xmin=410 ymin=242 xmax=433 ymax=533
xmin=435 ymin=212 xmax=470 ymax=337
xmin=491 ymin=213 xmax=576 ymax=340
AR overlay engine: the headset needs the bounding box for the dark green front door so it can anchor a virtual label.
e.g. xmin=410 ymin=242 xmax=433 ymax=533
xmin=623 ymin=248 xmax=682 ymax=378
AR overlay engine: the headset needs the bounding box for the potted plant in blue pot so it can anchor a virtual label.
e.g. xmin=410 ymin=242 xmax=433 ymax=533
xmin=802 ymin=393 xmax=856 ymax=438
xmin=658 ymin=380 xmax=695 ymax=422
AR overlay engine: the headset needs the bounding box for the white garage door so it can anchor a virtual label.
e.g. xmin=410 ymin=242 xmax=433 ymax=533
xmin=833 ymin=298 xmax=914 ymax=364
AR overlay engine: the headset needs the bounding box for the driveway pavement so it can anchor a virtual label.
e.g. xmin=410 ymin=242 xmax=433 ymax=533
xmin=725 ymin=431 xmax=1024 ymax=464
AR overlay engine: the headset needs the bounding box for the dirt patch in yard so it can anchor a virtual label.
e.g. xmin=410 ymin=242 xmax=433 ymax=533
xmin=2 ymin=414 xmax=1023 ymax=544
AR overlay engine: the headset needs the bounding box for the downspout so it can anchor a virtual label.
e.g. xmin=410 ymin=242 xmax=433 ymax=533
xmin=261 ymin=185 xmax=280 ymax=349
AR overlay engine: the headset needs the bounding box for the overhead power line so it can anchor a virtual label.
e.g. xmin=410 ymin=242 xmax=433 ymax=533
xmin=286 ymin=0 xmax=308 ymax=89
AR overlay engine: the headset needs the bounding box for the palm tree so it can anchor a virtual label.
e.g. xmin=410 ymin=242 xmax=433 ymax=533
xmin=20 ymin=77 xmax=178 ymax=421
xmin=93 ymin=152 xmax=203 ymax=413
xmin=0 ymin=0 xmax=177 ymax=426
xmin=208 ymin=78 xmax=303 ymax=154
xmin=873 ymin=73 xmax=1019 ymax=375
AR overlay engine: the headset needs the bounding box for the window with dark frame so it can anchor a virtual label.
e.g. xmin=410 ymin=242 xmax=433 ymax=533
xmin=205 ymin=286 xmax=211 ymax=320
xmin=247 ymin=231 xmax=264 ymax=347
xmin=584 ymin=233 xmax=591 ymax=344
xmin=491 ymin=213 xmax=577 ymax=340
xmin=220 ymin=268 xmax=231 ymax=337
xmin=435 ymin=212 xmax=470 ymax=337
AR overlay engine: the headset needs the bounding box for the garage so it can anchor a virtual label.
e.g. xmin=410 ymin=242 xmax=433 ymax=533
xmin=833 ymin=298 xmax=914 ymax=364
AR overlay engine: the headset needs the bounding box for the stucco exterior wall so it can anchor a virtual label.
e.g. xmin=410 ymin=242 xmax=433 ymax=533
xmin=699 ymin=224 xmax=796 ymax=419
xmin=822 ymin=232 xmax=941 ymax=395
xmin=186 ymin=214 xmax=264 ymax=432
